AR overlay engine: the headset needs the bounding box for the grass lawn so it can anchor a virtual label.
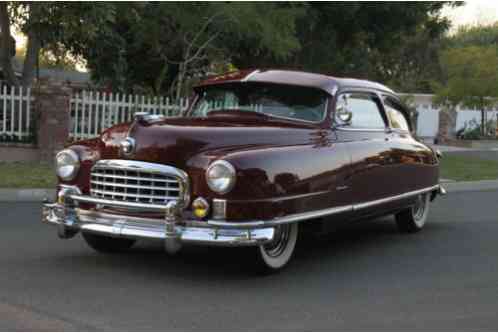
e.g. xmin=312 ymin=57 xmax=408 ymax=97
xmin=440 ymin=154 xmax=498 ymax=182
xmin=0 ymin=162 xmax=57 ymax=188
xmin=0 ymin=156 xmax=497 ymax=188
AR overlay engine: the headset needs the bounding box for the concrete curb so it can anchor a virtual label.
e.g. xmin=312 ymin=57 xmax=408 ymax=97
xmin=2 ymin=180 xmax=498 ymax=203
xmin=0 ymin=189 xmax=55 ymax=202
xmin=442 ymin=180 xmax=498 ymax=194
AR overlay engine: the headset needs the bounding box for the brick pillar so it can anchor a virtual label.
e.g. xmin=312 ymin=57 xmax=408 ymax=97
xmin=34 ymin=81 xmax=72 ymax=163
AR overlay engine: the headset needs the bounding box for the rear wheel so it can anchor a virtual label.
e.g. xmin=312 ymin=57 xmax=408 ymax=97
xmin=256 ymin=223 xmax=298 ymax=273
xmin=395 ymin=193 xmax=430 ymax=233
xmin=82 ymin=232 xmax=136 ymax=253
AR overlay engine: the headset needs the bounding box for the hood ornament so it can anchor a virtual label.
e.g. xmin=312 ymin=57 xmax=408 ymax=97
xmin=134 ymin=111 xmax=164 ymax=123
xmin=120 ymin=137 xmax=135 ymax=156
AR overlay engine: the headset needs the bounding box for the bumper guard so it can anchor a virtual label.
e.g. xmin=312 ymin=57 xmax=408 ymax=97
xmin=42 ymin=190 xmax=275 ymax=252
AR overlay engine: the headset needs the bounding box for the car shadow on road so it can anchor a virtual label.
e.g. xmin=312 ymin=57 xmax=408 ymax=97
xmin=44 ymin=215 xmax=448 ymax=282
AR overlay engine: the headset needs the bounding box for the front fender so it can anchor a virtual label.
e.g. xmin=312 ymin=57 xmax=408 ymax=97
xmin=187 ymin=142 xmax=351 ymax=220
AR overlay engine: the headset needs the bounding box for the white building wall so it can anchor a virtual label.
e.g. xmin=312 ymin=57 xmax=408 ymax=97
xmin=399 ymin=93 xmax=498 ymax=139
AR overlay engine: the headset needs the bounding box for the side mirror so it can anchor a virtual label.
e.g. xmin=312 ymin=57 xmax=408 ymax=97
xmin=335 ymin=106 xmax=353 ymax=126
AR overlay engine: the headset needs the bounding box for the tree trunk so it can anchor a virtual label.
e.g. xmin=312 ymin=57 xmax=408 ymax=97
xmin=153 ymin=59 xmax=169 ymax=95
xmin=480 ymin=109 xmax=484 ymax=136
xmin=0 ymin=3 xmax=20 ymax=86
xmin=21 ymin=4 xmax=41 ymax=87
xmin=175 ymin=62 xmax=185 ymax=103
xmin=21 ymin=30 xmax=40 ymax=87
xmin=438 ymin=104 xmax=457 ymax=142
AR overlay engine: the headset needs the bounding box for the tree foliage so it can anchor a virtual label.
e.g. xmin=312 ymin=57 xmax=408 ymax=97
xmin=80 ymin=2 xmax=456 ymax=95
xmin=434 ymin=46 xmax=498 ymax=137
xmin=230 ymin=2 xmax=457 ymax=92
xmin=81 ymin=2 xmax=303 ymax=96
xmin=0 ymin=2 xmax=457 ymax=95
xmin=0 ymin=2 xmax=115 ymax=86
xmin=446 ymin=23 xmax=498 ymax=49
xmin=434 ymin=22 xmax=498 ymax=138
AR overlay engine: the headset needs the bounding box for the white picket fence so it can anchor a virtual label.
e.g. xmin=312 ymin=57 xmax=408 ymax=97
xmin=70 ymin=91 xmax=189 ymax=141
xmin=3 ymin=88 xmax=496 ymax=144
xmin=0 ymin=86 xmax=34 ymax=141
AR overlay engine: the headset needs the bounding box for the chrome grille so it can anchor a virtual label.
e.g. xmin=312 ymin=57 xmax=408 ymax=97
xmin=90 ymin=160 xmax=188 ymax=206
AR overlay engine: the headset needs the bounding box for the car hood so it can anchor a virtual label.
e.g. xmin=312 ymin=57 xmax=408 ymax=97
xmin=99 ymin=116 xmax=324 ymax=169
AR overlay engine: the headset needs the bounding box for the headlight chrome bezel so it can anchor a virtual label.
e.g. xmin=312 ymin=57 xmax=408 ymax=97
xmin=55 ymin=149 xmax=80 ymax=181
xmin=206 ymin=160 xmax=236 ymax=194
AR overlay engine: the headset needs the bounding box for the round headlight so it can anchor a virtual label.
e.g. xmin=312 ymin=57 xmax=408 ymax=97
xmin=55 ymin=149 xmax=80 ymax=181
xmin=206 ymin=160 xmax=236 ymax=194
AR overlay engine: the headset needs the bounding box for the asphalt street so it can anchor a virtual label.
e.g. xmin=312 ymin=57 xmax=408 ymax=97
xmin=1 ymin=190 xmax=498 ymax=331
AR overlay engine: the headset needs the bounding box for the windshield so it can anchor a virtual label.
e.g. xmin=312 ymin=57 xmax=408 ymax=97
xmin=190 ymin=83 xmax=328 ymax=123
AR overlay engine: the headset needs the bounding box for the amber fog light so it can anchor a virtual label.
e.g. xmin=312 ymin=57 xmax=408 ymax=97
xmin=192 ymin=197 xmax=210 ymax=218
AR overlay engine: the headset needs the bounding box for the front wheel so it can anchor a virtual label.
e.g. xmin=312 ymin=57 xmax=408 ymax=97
xmin=395 ymin=193 xmax=430 ymax=233
xmin=256 ymin=223 xmax=298 ymax=273
xmin=82 ymin=232 xmax=136 ymax=253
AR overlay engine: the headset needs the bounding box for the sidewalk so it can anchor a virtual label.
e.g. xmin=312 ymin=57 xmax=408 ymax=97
xmin=1 ymin=180 xmax=498 ymax=202
xmin=0 ymin=189 xmax=55 ymax=202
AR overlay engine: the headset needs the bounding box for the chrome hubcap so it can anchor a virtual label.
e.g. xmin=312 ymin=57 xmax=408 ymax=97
xmin=412 ymin=194 xmax=426 ymax=221
xmin=263 ymin=224 xmax=291 ymax=257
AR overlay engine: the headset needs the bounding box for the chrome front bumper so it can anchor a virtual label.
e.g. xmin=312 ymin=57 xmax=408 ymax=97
xmin=42 ymin=201 xmax=275 ymax=251
xmin=43 ymin=183 xmax=447 ymax=252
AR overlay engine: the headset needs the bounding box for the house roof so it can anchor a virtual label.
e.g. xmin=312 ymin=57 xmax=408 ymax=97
xmin=196 ymin=69 xmax=395 ymax=95
xmin=38 ymin=68 xmax=91 ymax=85
xmin=0 ymin=59 xmax=91 ymax=85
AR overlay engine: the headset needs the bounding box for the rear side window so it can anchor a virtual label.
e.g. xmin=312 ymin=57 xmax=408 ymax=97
xmin=337 ymin=92 xmax=386 ymax=129
xmin=384 ymin=97 xmax=410 ymax=131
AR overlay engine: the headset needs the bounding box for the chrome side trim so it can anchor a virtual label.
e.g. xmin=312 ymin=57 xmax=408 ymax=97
xmin=70 ymin=185 xmax=440 ymax=227
xmin=335 ymin=127 xmax=388 ymax=132
xmin=206 ymin=184 xmax=441 ymax=228
xmin=206 ymin=204 xmax=353 ymax=229
xmin=227 ymin=190 xmax=330 ymax=203
xmin=353 ymin=185 xmax=440 ymax=210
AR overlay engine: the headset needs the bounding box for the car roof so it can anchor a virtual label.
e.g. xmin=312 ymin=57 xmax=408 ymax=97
xmin=195 ymin=69 xmax=395 ymax=96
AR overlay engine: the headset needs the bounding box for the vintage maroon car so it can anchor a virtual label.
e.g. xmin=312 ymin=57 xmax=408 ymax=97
xmin=42 ymin=69 xmax=445 ymax=272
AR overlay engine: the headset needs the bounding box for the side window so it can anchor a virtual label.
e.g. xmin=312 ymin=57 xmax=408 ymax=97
xmin=336 ymin=92 xmax=386 ymax=129
xmin=384 ymin=97 xmax=410 ymax=132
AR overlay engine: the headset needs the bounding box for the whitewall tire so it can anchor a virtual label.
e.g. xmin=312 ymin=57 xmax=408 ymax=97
xmin=395 ymin=193 xmax=430 ymax=233
xmin=256 ymin=223 xmax=298 ymax=273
